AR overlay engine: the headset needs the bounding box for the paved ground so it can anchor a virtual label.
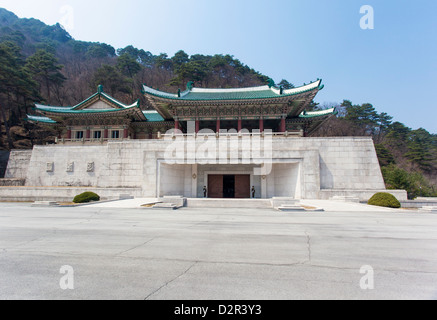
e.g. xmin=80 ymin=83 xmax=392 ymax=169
xmin=0 ymin=202 xmax=436 ymax=300
xmin=84 ymin=198 xmax=404 ymax=212
xmin=84 ymin=198 xmax=158 ymax=209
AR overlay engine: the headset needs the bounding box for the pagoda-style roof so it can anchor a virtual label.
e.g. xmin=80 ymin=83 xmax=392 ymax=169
xmin=142 ymin=110 xmax=165 ymax=122
xmin=287 ymin=107 xmax=338 ymax=136
xmin=27 ymin=115 xmax=57 ymax=123
xmin=143 ymin=80 xmax=324 ymax=121
xmin=30 ymin=85 xmax=147 ymax=123
xmin=299 ymin=107 xmax=337 ymax=119
xmin=143 ymin=80 xmax=322 ymax=101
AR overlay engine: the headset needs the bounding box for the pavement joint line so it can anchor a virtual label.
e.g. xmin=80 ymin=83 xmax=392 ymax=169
xmin=144 ymin=261 xmax=198 ymax=300
xmin=116 ymin=238 xmax=156 ymax=256
xmin=305 ymin=231 xmax=312 ymax=264
xmin=4 ymin=233 xmax=54 ymax=251
xmin=2 ymin=205 xmax=437 ymax=299
xmin=3 ymin=248 xmax=437 ymax=275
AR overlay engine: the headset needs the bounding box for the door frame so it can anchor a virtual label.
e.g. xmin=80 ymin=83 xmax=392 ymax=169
xmin=204 ymin=171 xmax=254 ymax=198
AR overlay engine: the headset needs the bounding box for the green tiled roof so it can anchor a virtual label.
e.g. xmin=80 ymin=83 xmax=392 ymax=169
xmin=34 ymin=85 xmax=141 ymax=114
xmin=26 ymin=115 xmax=57 ymax=124
xmin=299 ymin=107 xmax=337 ymax=118
xmin=34 ymin=104 xmax=135 ymax=114
xmin=178 ymin=89 xmax=281 ymax=101
xmin=143 ymin=111 xmax=165 ymax=122
xmin=143 ymin=80 xmax=323 ymax=102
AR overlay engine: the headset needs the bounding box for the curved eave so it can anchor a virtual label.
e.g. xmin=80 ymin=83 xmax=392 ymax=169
xmin=35 ymin=104 xmax=74 ymax=112
xmin=71 ymin=92 xmax=100 ymax=110
xmin=36 ymin=105 xmax=146 ymax=121
xmin=96 ymin=93 xmax=140 ymax=110
xmin=287 ymin=109 xmax=337 ymax=136
xmin=70 ymin=91 xmax=139 ymax=111
xmin=298 ymin=107 xmax=337 ymax=119
xmin=142 ymin=80 xmax=322 ymax=103
xmin=26 ymin=115 xmax=58 ymax=124
xmin=35 ymin=88 xmax=140 ymax=113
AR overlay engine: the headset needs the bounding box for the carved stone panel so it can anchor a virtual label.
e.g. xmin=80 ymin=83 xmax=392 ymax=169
xmin=66 ymin=162 xmax=74 ymax=173
xmin=87 ymin=162 xmax=95 ymax=172
xmin=46 ymin=162 xmax=54 ymax=173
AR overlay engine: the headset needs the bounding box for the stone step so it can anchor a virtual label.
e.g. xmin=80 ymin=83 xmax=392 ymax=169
xmin=31 ymin=201 xmax=59 ymax=207
xmin=160 ymin=196 xmax=186 ymax=208
xmin=275 ymin=205 xmax=306 ymax=212
xmin=331 ymin=196 xmax=360 ymax=203
xmin=271 ymin=197 xmax=298 ymax=208
xmin=420 ymin=206 xmax=437 ymax=213
xmin=151 ymin=203 xmax=179 ymax=210
xmin=186 ymin=198 xmax=272 ymax=209
xmin=119 ymin=194 xmax=134 ymax=200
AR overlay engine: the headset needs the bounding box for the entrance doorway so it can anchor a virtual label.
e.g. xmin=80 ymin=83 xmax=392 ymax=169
xmin=208 ymin=174 xmax=251 ymax=199
xmin=223 ymin=175 xmax=235 ymax=198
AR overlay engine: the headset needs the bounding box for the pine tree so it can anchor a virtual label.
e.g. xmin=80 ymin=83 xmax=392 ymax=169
xmin=405 ymin=128 xmax=433 ymax=172
xmin=91 ymin=65 xmax=132 ymax=97
xmin=0 ymin=42 xmax=39 ymax=149
xmin=25 ymin=49 xmax=66 ymax=103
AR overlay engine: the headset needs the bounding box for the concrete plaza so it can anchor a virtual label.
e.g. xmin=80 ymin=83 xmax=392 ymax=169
xmin=0 ymin=202 xmax=436 ymax=300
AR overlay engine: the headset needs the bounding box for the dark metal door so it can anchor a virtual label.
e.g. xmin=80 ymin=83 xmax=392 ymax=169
xmin=208 ymin=175 xmax=223 ymax=198
xmin=235 ymin=175 xmax=250 ymax=199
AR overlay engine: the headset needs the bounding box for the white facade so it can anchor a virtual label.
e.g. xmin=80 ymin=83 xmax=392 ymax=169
xmin=2 ymin=136 xmax=408 ymax=202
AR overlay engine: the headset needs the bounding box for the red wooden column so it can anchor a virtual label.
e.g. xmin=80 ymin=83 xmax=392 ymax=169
xmin=238 ymin=118 xmax=242 ymax=132
xmin=259 ymin=118 xmax=264 ymax=132
xmin=175 ymin=120 xmax=180 ymax=131
xmin=195 ymin=120 xmax=200 ymax=133
xmin=86 ymin=128 xmax=91 ymax=140
xmin=66 ymin=128 xmax=72 ymax=140
xmin=103 ymin=128 xmax=109 ymax=139
xmin=280 ymin=117 xmax=286 ymax=133
xmin=216 ymin=119 xmax=221 ymax=133
xmin=123 ymin=128 xmax=129 ymax=139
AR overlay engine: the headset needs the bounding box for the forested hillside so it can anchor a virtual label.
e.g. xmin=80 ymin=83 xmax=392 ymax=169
xmin=0 ymin=8 xmax=270 ymax=149
xmin=0 ymin=8 xmax=435 ymax=198
xmin=315 ymin=101 xmax=437 ymax=198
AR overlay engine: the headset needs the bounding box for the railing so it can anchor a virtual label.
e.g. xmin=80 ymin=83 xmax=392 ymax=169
xmin=158 ymin=130 xmax=304 ymax=139
xmin=55 ymin=131 xmax=304 ymax=144
xmin=55 ymin=137 xmax=127 ymax=144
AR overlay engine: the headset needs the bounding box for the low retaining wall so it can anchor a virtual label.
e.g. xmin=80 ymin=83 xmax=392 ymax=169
xmin=0 ymin=187 xmax=143 ymax=202
xmin=319 ymin=189 xmax=408 ymax=202
xmin=400 ymin=200 xmax=437 ymax=209
xmin=0 ymin=151 xmax=10 ymax=178
xmin=4 ymin=150 xmax=32 ymax=179
xmin=416 ymin=197 xmax=437 ymax=201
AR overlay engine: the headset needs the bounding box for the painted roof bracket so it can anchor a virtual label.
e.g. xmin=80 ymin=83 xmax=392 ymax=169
xmin=187 ymin=81 xmax=194 ymax=91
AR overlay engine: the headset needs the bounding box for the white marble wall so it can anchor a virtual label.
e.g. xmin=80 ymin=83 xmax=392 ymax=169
xmin=3 ymin=137 xmax=389 ymax=200
xmin=158 ymin=163 xmax=186 ymax=197
xmin=273 ymin=163 xmax=301 ymax=198
xmin=5 ymin=150 xmax=32 ymax=179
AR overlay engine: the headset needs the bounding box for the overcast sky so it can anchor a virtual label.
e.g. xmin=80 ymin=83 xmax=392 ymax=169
xmin=1 ymin=0 xmax=436 ymax=133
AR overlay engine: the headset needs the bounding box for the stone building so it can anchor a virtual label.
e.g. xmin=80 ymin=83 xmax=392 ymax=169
xmin=0 ymin=79 xmax=407 ymax=202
